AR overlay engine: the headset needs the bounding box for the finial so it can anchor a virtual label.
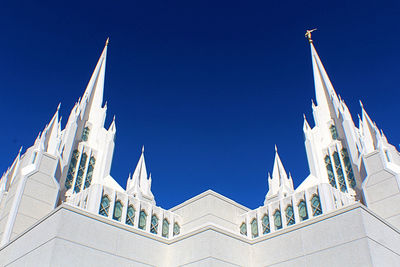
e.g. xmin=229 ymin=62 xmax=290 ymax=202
xmin=105 ymin=37 xmax=110 ymax=46
xmin=274 ymin=144 xmax=278 ymax=152
xmin=305 ymin=28 xmax=317 ymax=43
xmin=57 ymin=102 xmax=61 ymax=111
xmin=359 ymin=100 xmax=364 ymax=109
xmin=18 ymin=146 xmax=23 ymax=154
xmin=303 ymin=113 xmax=306 ymax=120
xmin=113 ymin=115 xmax=116 ymax=121
xmin=141 ymin=145 xmax=144 ymax=153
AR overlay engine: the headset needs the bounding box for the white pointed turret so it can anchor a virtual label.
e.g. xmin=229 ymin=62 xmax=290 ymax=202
xmin=41 ymin=104 xmax=61 ymax=155
xmin=265 ymin=146 xmax=294 ymax=203
xmin=360 ymin=102 xmax=381 ymax=153
xmin=126 ymin=146 xmax=155 ymax=204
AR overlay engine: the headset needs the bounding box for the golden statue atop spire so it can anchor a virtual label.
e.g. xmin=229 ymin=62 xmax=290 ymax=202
xmin=305 ymin=28 xmax=317 ymax=43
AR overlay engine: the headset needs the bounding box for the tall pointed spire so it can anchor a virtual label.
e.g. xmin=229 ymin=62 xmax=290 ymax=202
xmin=360 ymin=102 xmax=380 ymax=153
xmin=41 ymin=105 xmax=60 ymax=154
xmin=310 ymin=41 xmax=340 ymax=121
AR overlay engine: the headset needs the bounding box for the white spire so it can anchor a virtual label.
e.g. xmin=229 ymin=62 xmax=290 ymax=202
xmin=360 ymin=102 xmax=380 ymax=153
xmin=41 ymin=105 xmax=61 ymax=155
xmin=266 ymin=146 xmax=294 ymax=201
xmin=310 ymin=42 xmax=340 ymax=122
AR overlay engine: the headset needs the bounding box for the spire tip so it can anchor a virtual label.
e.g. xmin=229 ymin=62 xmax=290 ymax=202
xmin=105 ymin=37 xmax=110 ymax=46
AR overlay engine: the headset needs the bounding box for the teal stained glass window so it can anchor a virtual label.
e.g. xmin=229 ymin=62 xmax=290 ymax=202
xmin=274 ymin=210 xmax=282 ymax=230
xmin=251 ymin=218 xmax=258 ymax=238
xmin=162 ymin=219 xmax=169 ymax=238
xmin=333 ymin=151 xmax=347 ymax=192
xmin=330 ymin=125 xmax=338 ymax=140
xmin=84 ymin=156 xmax=96 ymax=189
xmin=324 ymin=155 xmax=337 ymax=188
xmin=139 ymin=210 xmax=147 ymax=230
xmin=261 ymin=214 xmax=270 ymax=234
xmin=99 ymin=195 xmax=110 ymax=217
xmin=65 ymin=150 xmax=79 ymax=189
xmin=285 ymin=205 xmax=295 ymax=226
xmin=82 ymin=127 xmax=90 ymax=141
xmin=74 ymin=152 xmax=87 ymax=193
xmin=126 ymin=205 xmax=135 ymax=226
xmin=150 ymin=215 xmax=159 ymax=234
xmin=341 ymin=148 xmax=356 ymax=189
xmin=240 ymin=223 xmax=247 ymax=236
xmin=113 ymin=200 xmax=123 ymax=221
xmin=311 ymin=194 xmax=322 ymax=216
xmin=173 ymin=222 xmax=180 ymax=236
xmin=298 ymin=200 xmax=308 ymax=221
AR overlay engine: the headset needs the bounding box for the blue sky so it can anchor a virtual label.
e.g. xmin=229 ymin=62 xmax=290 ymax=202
xmin=0 ymin=0 xmax=399 ymax=209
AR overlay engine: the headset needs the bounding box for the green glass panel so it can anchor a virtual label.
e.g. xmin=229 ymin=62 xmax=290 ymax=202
xmin=162 ymin=219 xmax=169 ymax=238
xmin=139 ymin=211 xmax=147 ymax=230
xmin=251 ymin=219 xmax=258 ymax=238
xmin=333 ymin=152 xmax=347 ymax=192
xmin=125 ymin=205 xmax=135 ymax=226
xmin=262 ymin=215 xmax=270 ymax=234
xmin=341 ymin=148 xmax=356 ymax=189
xmin=173 ymin=223 xmax=180 ymax=236
xmin=298 ymin=200 xmax=308 ymax=221
xmin=99 ymin=195 xmax=110 ymax=217
xmin=285 ymin=205 xmax=295 ymax=226
xmin=150 ymin=215 xmax=159 ymax=234
xmin=113 ymin=201 xmax=123 ymax=221
xmin=311 ymin=195 xmax=323 ymax=216
xmin=74 ymin=153 xmax=87 ymax=193
xmin=84 ymin=156 xmax=96 ymax=189
xmin=324 ymin=155 xmax=337 ymax=188
xmin=65 ymin=150 xmax=79 ymax=189
xmin=330 ymin=125 xmax=338 ymax=140
xmin=240 ymin=223 xmax=247 ymax=236
xmin=82 ymin=127 xmax=90 ymax=141
xmin=274 ymin=210 xmax=282 ymax=230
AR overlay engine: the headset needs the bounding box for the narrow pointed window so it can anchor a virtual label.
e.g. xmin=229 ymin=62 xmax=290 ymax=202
xmin=74 ymin=152 xmax=87 ymax=193
xmin=333 ymin=151 xmax=347 ymax=192
xmin=240 ymin=223 xmax=247 ymax=236
xmin=173 ymin=222 xmax=180 ymax=236
xmin=274 ymin=210 xmax=282 ymax=230
xmin=99 ymin=195 xmax=110 ymax=217
xmin=113 ymin=200 xmax=123 ymax=221
xmin=138 ymin=210 xmax=147 ymax=230
xmin=125 ymin=205 xmax=135 ymax=226
xmin=251 ymin=218 xmax=258 ymax=238
xmin=330 ymin=125 xmax=338 ymax=140
xmin=261 ymin=214 xmax=270 ymax=234
xmin=324 ymin=155 xmax=337 ymax=188
xmin=341 ymin=148 xmax=356 ymax=189
xmin=82 ymin=127 xmax=90 ymax=141
xmin=84 ymin=156 xmax=96 ymax=189
xmin=150 ymin=215 xmax=159 ymax=234
xmin=162 ymin=219 xmax=170 ymax=238
xmin=298 ymin=200 xmax=308 ymax=221
xmin=311 ymin=194 xmax=322 ymax=216
xmin=65 ymin=150 xmax=79 ymax=189
xmin=285 ymin=205 xmax=295 ymax=226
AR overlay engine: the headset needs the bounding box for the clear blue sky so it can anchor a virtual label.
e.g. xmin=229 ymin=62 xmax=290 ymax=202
xmin=0 ymin=0 xmax=399 ymax=209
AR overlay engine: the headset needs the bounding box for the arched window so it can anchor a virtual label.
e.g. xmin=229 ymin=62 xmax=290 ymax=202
xmin=125 ymin=205 xmax=135 ymax=226
xmin=162 ymin=219 xmax=170 ymax=238
xmin=173 ymin=222 xmax=180 ymax=236
xmin=138 ymin=210 xmax=147 ymax=230
xmin=240 ymin=223 xmax=247 ymax=236
xmin=74 ymin=152 xmax=87 ymax=193
xmin=261 ymin=214 xmax=270 ymax=234
xmin=324 ymin=155 xmax=337 ymax=188
xmin=298 ymin=200 xmax=308 ymax=221
xmin=329 ymin=125 xmax=338 ymax=140
xmin=84 ymin=156 xmax=96 ymax=189
xmin=333 ymin=151 xmax=347 ymax=192
xmin=285 ymin=205 xmax=295 ymax=226
xmin=82 ymin=127 xmax=90 ymax=141
xmin=99 ymin=195 xmax=110 ymax=217
xmin=251 ymin=218 xmax=258 ymax=238
xmin=112 ymin=200 xmax=123 ymax=221
xmin=150 ymin=215 xmax=159 ymax=234
xmin=311 ymin=194 xmax=322 ymax=216
xmin=274 ymin=210 xmax=282 ymax=230
xmin=65 ymin=150 xmax=79 ymax=189
xmin=341 ymin=148 xmax=356 ymax=189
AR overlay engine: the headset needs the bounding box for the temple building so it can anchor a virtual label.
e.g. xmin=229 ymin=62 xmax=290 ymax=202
xmin=0 ymin=36 xmax=399 ymax=266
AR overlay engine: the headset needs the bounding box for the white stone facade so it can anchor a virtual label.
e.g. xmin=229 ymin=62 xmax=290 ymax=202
xmin=0 ymin=38 xmax=400 ymax=266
